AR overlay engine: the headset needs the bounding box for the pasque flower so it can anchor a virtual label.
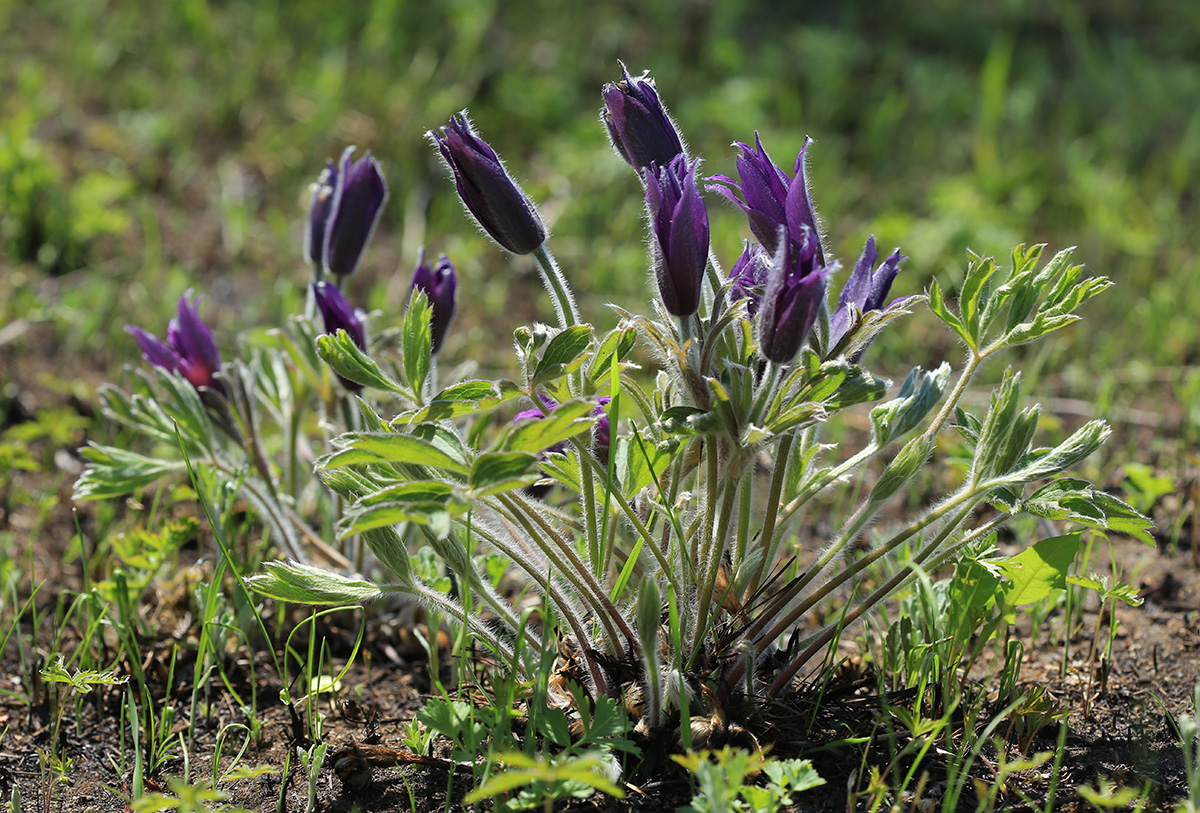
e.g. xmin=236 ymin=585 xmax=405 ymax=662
xmin=431 ymin=112 xmax=547 ymax=255
xmin=127 ymin=290 xmax=226 ymax=396
xmin=306 ymin=147 xmax=388 ymax=278
xmin=515 ymin=396 xmax=612 ymax=460
xmin=409 ymin=248 xmax=458 ymax=354
xmin=757 ymin=227 xmax=834 ymax=364
xmin=728 ymin=240 xmax=770 ymax=317
xmin=645 ymin=156 xmax=709 ymax=318
xmin=601 ymin=62 xmax=685 ymax=171
xmin=708 ymin=133 xmax=822 ymax=262
xmin=313 ymin=281 xmax=368 ymax=391
xmin=829 ymin=235 xmax=909 ymax=350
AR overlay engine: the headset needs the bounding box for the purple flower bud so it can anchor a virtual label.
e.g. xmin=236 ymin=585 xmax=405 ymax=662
xmin=728 ymin=240 xmax=770 ymax=318
xmin=829 ymin=235 xmax=909 ymax=350
xmin=708 ymin=133 xmax=823 ymax=263
xmin=758 ymin=230 xmax=834 ymax=364
xmin=430 ymin=112 xmax=546 ymax=255
xmin=303 ymin=159 xmax=337 ymax=268
xmin=313 ymin=281 xmax=368 ymax=391
xmin=645 ymin=156 xmax=710 ymax=318
xmin=514 ymin=396 xmax=612 ymax=460
xmin=409 ymin=249 xmax=458 ymax=354
xmin=126 ymin=290 xmax=225 ymax=395
xmin=601 ymin=61 xmax=686 ymax=171
xmin=322 ymin=147 xmax=388 ymax=278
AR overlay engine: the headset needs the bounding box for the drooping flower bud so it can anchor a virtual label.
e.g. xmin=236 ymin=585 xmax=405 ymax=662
xmin=601 ymin=61 xmax=686 ymax=172
xmin=707 ymin=133 xmax=823 ymax=263
xmin=728 ymin=240 xmax=770 ymax=317
xmin=303 ymin=159 xmax=337 ymax=268
xmin=127 ymin=290 xmax=226 ymax=396
xmin=313 ymin=281 xmax=368 ymax=391
xmin=829 ymin=235 xmax=909 ymax=350
xmin=644 ymin=156 xmax=709 ymax=318
xmin=757 ymin=229 xmax=834 ymax=365
xmin=430 ymin=112 xmax=547 ymax=255
xmin=409 ymin=248 xmax=458 ymax=355
xmin=322 ymin=147 xmax=388 ymax=279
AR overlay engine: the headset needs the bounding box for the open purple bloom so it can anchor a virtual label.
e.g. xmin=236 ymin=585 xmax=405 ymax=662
xmin=321 ymin=147 xmax=388 ymax=278
xmin=409 ymin=248 xmax=458 ymax=354
xmin=430 ymin=112 xmax=546 ymax=255
xmin=645 ymin=156 xmax=709 ymax=318
xmin=728 ymin=240 xmax=770 ymax=318
xmin=829 ymin=235 xmax=909 ymax=350
xmin=707 ymin=133 xmax=823 ymax=263
xmin=758 ymin=229 xmax=834 ymax=365
xmin=313 ymin=281 xmax=368 ymax=391
xmin=127 ymin=290 xmax=225 ymax=396
xmin=601 ymin=62 xmax=685 ymax=172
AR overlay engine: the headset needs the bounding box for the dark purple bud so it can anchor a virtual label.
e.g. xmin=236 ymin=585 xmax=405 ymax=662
xmin=313 ymin=281 xmax=367 ymax=391
xmin=409 ymin=248 xmax=458 ymax=355
xmin=728 ymin=240 xmax=770 ymax=318
xmin=126 ymin=290 xmax=225 ymax=396
xmin=430 ymin=112 xmax=546 ymax=255
xmin=644 ymin=156 xmax=709 ymax=318
xmin=758 ymin=232 xmax=834 ymax=364
xmin=601 ymin=61 xmax=686 ymax=171
xmin=707 ymin=134 xmax=823 ymax=264
xmin=829 ymin=235 xmax=909 ymax=349
xmin=591 ymin=396 xmax=611 ymax=463
xmin=303 ymin=159 xmax=337 ymax=267
xmin=322 ymin=147 xmax=388 ymax=278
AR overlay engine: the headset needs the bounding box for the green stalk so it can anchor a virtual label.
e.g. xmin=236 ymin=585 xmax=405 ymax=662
xmin=746 ymin=433 xmax=793 ymax=597
xmin=690 ymin=468 xmax=741 ymax=658
xmin=922 ymin=352 xmax=983 ymax=441
xmin=572 ymin=438 xmax=602 ymax=577
xmin=532 ymin=244 xmax=580 ymax=330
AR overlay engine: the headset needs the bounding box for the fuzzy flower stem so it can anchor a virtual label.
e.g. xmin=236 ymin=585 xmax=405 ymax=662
xmin=572 ymin=436 xmax=603 ymax=577
xmin=746 ymin=432 xmax=793 ymax=597
xmin=576 ymin=446 xmax=680 ymax=595
xmin=532 ymin=244 xmax=580 ymax=331
xmin=690 ymin=447 xmax=739 ymax=656
xmin=764 ymin=500 xmax=996 ymax=697
xmin=923 ymin=352 xmax=983 ymax=442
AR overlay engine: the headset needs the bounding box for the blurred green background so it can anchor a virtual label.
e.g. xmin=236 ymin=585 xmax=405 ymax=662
xmin=2 ymin=0 xmax=1197 ymax=466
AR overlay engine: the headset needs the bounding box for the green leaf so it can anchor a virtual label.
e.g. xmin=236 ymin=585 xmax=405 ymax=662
xmin=869 ymin=436 xmax=933 ymax=504
xmin=959 ymin=252 xmax=998 ymax=345
xmin=316 ymin=330 xmax=404 ymax=393
xmin=870 ymin=363 xmax=952 ymax=445
xmin=999 ymin=533 xmax=1081 ymax=607
xmin=73 ymin=444 xmax=187 ymax=499
xmin=508 ymin=399 xmax=596 ymax=454
xmin=246 ymin=561 xmax=384 ymax=605
xmin=340 ymin=501 xmax=453 ymax=540
xmin=402 ymin=288 xmax=433 ymax=392
xmin=470 ymin=451 xmax=539 ymax=496
xmin=534 ymin=324 xmax=594 ymax=382
xmin=321 ymin=432 xmax=470 ymax=476
xmin=588 ymin=323 xmax=637 ymax=384
xmin=394 ymin=379 xmax=522 ymax=423
xmin=927 ymin=278 xmax=972 ymax=349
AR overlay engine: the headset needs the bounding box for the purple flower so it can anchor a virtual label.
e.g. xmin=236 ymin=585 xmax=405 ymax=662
xmin=409 ymin=248 xmax=458 ymax=355
xmin=707 ymin=133 xmax=823 ymax=262
xmin=430 ymin=112 xmax=546 ymax=255
xmin=758 ymin=229 xmax=834 ymax=365
xmin=127 ymin=290 xmax=226 ymax=396
xmin=645 ymin=156 xmax=709 ymax=318
xmin=829 ymin=235 xmax=909 ymax=350
xmin=313 ymin=281 xmax=368 ymax=391
xmin=320 ymin=147 xmax=388 ymax=278
xmin=303 ymin=159 xmax=337 ymax=268
xmin=728 ymin=240 xmax=770 ymax=317
xmin=601 ymin=62 xmax=685 ymax=172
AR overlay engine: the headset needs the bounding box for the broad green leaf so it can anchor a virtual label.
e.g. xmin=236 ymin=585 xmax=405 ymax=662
xmin=508 ymin=399 xmax=596 ymax=454
xmin=316 ymin=330 xmax=404 ymax=393
xmin=470 ymin=451 xmax=539 ymax=496
xmin=927 ymin=279 xmax=972 ymax=349
xmin=534 ymin=324 xmax=594 ymax=381
xmin=588 ymin=323 xmax=637 ymax=384
xmin=402 ymin=288 xmax=433 ymax=392
xmin=395 ymin=379 xmax=522 ymax=423
xmin=340 ymin=502 xmax=453 ymax=540
xmin=74 ymin=445 xmax=187 ymax=500
xmin=999 ymin=533 xmax=1081 ymax=607
xmin=247 ymin=561 xmax=383 ymax=605
xmin=322 ymin=432 xmax=469 ymax=476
